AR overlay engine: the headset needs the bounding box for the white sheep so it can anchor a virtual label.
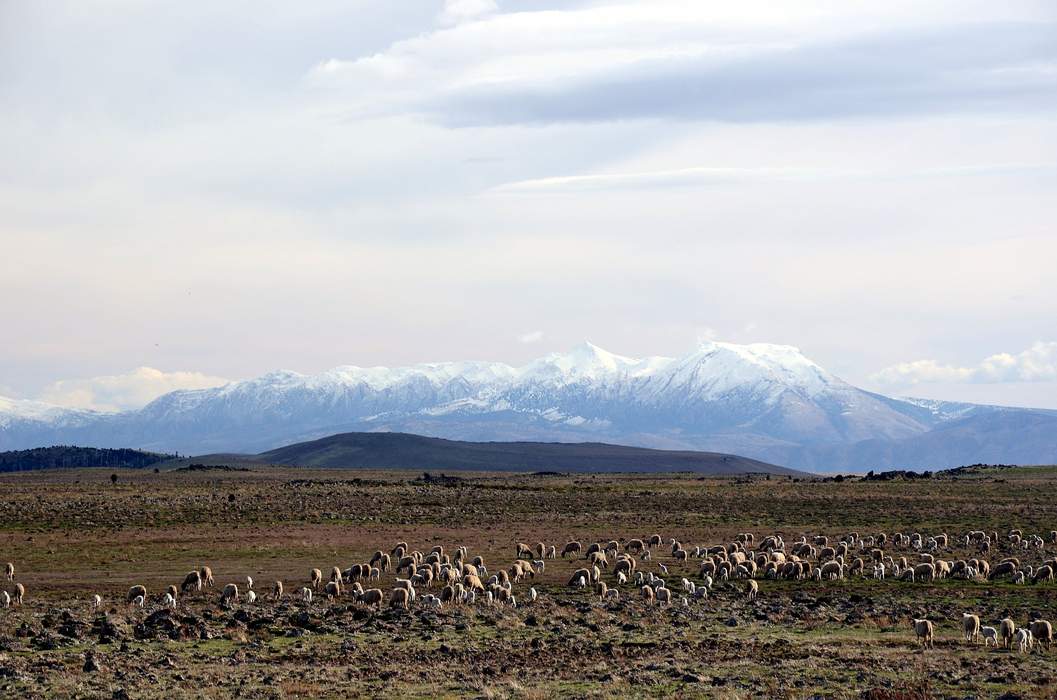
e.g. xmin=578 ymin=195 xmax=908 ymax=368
xmin=575 ymin=575 xmax=587 ymax=589
xmin=529 ymin=587 xmax=538 ymax=603
xmin=162 ymin=593 xmax=177 ymax=610
xmin=981 ymin=626 xmax=998 ymax=647
xmin=659 ymin=563 xmax=669 ymax=575
xmin=1 ymin=591 xmax=9 ymax=608
xmin=874 ymin=564 xmax=885 ymax=580
xmin=1015 ymin=628 xmax=1034 ymax=653
xmin=246 ymin=590 xmax=257 ymax=604
xmin=131 ymin=595 xmax=145 ymax=608
xmin=246 ymin=576 xmax=254 ymax=590
xmin=533 ymin=560 xmax=545 ymax=573
xmin=91 ymin=594 xmax=103 ymax=610
xmin=656 ymin=587 xmax=672 ymax=606
xmin=617 ymin=571 xmax=627 ymax=585
xmin=300 ymin=587 xmax=313 ymax=603
xmin=221 ymin=583 xmax=239 ymax=604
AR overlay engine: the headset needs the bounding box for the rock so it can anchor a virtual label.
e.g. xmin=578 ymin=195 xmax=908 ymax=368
xmin=725 ymin=617 xmax=739 ymax=627
xmin=83 ymin=653 xmax=101 ymax=673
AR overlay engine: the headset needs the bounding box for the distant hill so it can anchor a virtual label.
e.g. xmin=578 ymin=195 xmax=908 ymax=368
xmin=0 ymin=446 xmax=176 ymax=472
xmin=255 ymin=431 xmax=807 ymax=476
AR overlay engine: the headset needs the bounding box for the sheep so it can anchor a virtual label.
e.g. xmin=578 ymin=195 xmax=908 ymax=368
xmin=310 ymin=568 xmax=323 ymax=590
xmin=1000 ymin=618 xmax=1016 ymax=650
xmin=4 ymin=562 xmax=13 ymax=581
xmin=1015 ymin=628 xmax=1034 ymax=654
xmin=358 ymin=588 xmax=385 ymax=608
xmin=913 ymin=563 xmax=935 ymax=582
xmin=873 ymin=563 xmax=886 ymax=580
xmin=127 ymin=585 xmax=147 ymax=604
xmin=617 ymin=571 xmax=628 ymax=586
xmin=532 ymin=559 xmax=546 ymax=573
xmin=300 ymin=587 xmax=313 ymax=603
xmin=606 ymin=589 xmax=620 ymax=600
xmin=912 ymin=619 xmax=934 ymax=650
xmin=390 ymin=587 xmax=411 ymax=610
xmin=568 ymin=568 xmax=592 ymax=587
xmin=641 ymin=585 xmax=655 ymax=604
xmin=330 ymin=566 xmax=343 ymax=583
xmin=981 ymin=626 xmax=999 ymax=647
xmin=626 ymin=538 xmax=645 ymax=554
xmin=516 ymin=542 xmax=533 ymax=559
xmin=246 ymin=591 xmax=257 ymax=604
xmin=200 ymin=566 xmax=214 ymax=588
xmin=181 ymin=570 xmax=202 ymax=593
xmin=655 ymin=587 xmax=672 ymax=606
xmin=1034 ymin=565 xmax=1054 ymax=583
xmin=962 ymin=613 xmax=981 ymax=644
xmin=548 ymin=546 xmax=557 ymax=559
xmin=1027 ymin=621 xmax=1052 ymax=651
xmin=529 ymin=587 xmax=538 ymax=603
xmin=130 ymin=594 xmax=145 ymax=608
xmin=595 ymin=581 xmax=608 ymax=601
xmin=162 ymin=593 xmax=177 ymax=610
xmin=746 ymin=580 xmax=759 ymax=601
xmin=245 ymin=575 xmax=254 ymax=591
xmin=273 ymin=580 xmax=284 ymax=600
xmin=91 ymin=594 xmax=103 ymax=610
xmin=561 ymin=541 xmax=582 ymax=558
xmin=222 ymin=583 xmax=240 ymax=604
xmin=1 ymin=591 xmax=9 ymax=608
xmin=13 ymin=584 xmax=26 ymax=605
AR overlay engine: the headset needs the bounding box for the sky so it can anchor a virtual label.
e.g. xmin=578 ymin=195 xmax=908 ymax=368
xmin=1 ymin=0 xmax=1056 ymax=412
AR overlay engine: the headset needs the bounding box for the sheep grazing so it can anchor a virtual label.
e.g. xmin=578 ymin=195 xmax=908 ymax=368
xmin=1 ymin=591 xmax=9 ymax=608
xmin=324 ymin=581 xmax=341 ymax=598
xmin=561 ymin=541 xmax=582 ymax=558
xmin=595 ymin=581 xmax=608 ymax=601
xmin=162 ymin=593 xmax=177 ymax=610
xmin=529 ymin=587 xmax=538 ymax=603
xmin=300 ymin=587 xmax=313 ymax=603
xmin=912 ymin=619 xmax=934 ymax=650
xmin=222 ymin=583 xmax=240 ymax=604
xmin=4 ymin=562 xmax=13 ymax=581
xmin=746 ymin=580 xmax=759 ymax=601
xmin=999 ymin=618 xmax=1016 ymax=650
xmin=273 ymin=580 xmax=284 ymax=600
xmin=656 ymin=587 xmax=672 ymax=606
xmin=181 ymin=570 xmax=202 ymax=593
xmin=516 ymin=542 xmax=533 ymax=559
xmin=1030 ymin=620 xmax=1053 ymax=649
xmin=246 ymin=591 xmax=257 ymax=604
xmin=91 ymin=594 xmax=103 ymax=610
xmin=246 ymin=576 xmax=254 ymax=590
xmin=330 ymin=566 xmax=342 ymax=583
xmin=127 ymin=585 xmax=147 ymax=604
xmin=130 ymin=595 xmax=145 ymax=608
xmin=568 ymin=568 xmax=592 ymax=588
xmin=981 ymin=626 xmax=999 ymax=647
xmin=310 ymin=568 xmax=323 ymax=590
xmin=199 ymin=566 xmax=214 ymax=588
xmin=641 ymin=585 xmax=655 ymax=604
xmin=962 ymin=613 xmax=981 ymax=644
xmin=390 ymin=587 xmax=411 ymax=610
xmin=358 ymin=588 xmax=385 ymax=608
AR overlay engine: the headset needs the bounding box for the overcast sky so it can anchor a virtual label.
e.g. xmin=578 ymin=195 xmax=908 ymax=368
xmin=2 ymin=0 xmax=1056 ymax=411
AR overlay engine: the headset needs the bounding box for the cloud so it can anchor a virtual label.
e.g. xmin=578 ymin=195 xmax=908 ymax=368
xmin=39 ymin=367 xmax=230 ymax=412
xmin=438 ymin=0 xmax=497 ymax=26
xmin=872 ymin=342 xmax=1057 ymax=386
xmin=518 ymin=330 xmax=545 ymax=344
xmin=309 ymin=2 xmax=1057 ymax=126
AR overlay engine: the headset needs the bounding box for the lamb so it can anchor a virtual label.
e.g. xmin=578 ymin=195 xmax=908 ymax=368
xmin=999 ymin=618 xmax=1016 ymax=650
xmin=200 ymin=566 xmax=214 ymax=588
xmin=91 ymin=594 xmax=103 ymax=610
xmin=746 ymin=580 xmax=759 ymax=601
xmin=162 ymin=593 xmax=177 ymax=610
xmin=273 ymin=580 xmax=284 ymax=600
xmin=606 ymin=589 xmax=620 ymax=600
xmin=181 ymin=571 xmax=202 ymax=593
xmin=548 ymin=546 xmax=557 ymax=559
xmin=130 ymin=594 xmax=145 ymax=608
xmin=912 ymin=619 xmax=934 ymax=650
xmin=595 ymin=581 xmax=608 ymax=601
xmin=300 ymin=587 xmax=313 ymax=603
xmin=529 ymin=587 xmax=538 ymax=603
xmin=4 ymin=562 xmax=12 ymax=581
xmin=1015 ymin=628 xmax=1034 ymax=654
xmin=641 ymin=585 xmax=655 ymax=604
xmin=1 ymin=591 xmax=9 ymax=608
xmin=962 ymin=613 xmax=981 ymax=644
xmin=981 ymin=626 xmax=999 ymax=647
xmin=310 ymin=568 xmax=323 ymax=590
xmin=324 ymin=581 xmax=342 ymax=598
xmin=14 ymin=583 xmax=26 ymax=605
xmin=656 ymin=587 xmax=672 ymax=606
xmin=532 ymin=559 xmax=545 ymax=573
xmin=568 ymin=568 xmax=592 ymax=587
xmin=330 ymin=566 xmax=343 ymax=583
xmin=1030 ymin=619 xmax=1053 ymax=649
xmin=127 ymin=585 xmax=147 ymax=604
xmin=246 ymin=590 xmax=258 ymax=604
xmin=222 ymin=583 xmax=240 ymax=604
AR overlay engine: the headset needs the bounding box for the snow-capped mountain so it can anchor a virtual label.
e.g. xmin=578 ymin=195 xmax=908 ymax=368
xmin=2 ymin=341 xmax=1055 ymax=471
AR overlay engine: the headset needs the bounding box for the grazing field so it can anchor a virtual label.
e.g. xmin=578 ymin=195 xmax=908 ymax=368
xmin=1 ymin=466 xmax=1056 ymax=699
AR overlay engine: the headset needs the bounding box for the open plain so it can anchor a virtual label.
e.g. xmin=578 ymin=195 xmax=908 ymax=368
xmin=1 ymin=465 xmax=1056 ymax=699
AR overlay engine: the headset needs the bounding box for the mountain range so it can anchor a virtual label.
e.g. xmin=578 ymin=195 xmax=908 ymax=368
xmin=2 ymin=341 xmax=1055 ymax=471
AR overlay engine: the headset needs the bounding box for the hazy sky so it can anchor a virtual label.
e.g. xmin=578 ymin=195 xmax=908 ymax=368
xmin=2 ymin=0 xmax=1056 ymax=411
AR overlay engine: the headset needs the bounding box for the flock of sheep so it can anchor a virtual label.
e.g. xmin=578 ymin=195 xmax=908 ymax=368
xmin=2 ymin=527 xmax=1055 ymax=653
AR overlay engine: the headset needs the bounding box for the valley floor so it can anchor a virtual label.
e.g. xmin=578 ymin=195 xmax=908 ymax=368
xmin=0 ymin=466 xmax=1056 ymax=698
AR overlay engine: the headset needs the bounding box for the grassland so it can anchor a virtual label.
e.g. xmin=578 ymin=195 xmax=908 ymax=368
xmin=0 ymin=466 xmax=1055 ymax=698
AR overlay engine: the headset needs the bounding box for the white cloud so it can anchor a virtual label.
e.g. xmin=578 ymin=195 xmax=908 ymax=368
xmin=872 ymin=342 xmax=1057 ymax=386
xmin=39 ymin=367 xmax=230 ymax=412
xmin=518 ymin=330 xmax=545 ymax=344
xmin=438 ymin=0 xmax=497 ymax=26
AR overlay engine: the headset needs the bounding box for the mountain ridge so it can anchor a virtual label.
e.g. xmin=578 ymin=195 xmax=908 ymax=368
xmin=2 ymin=341 xmax=1055 ymax=471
